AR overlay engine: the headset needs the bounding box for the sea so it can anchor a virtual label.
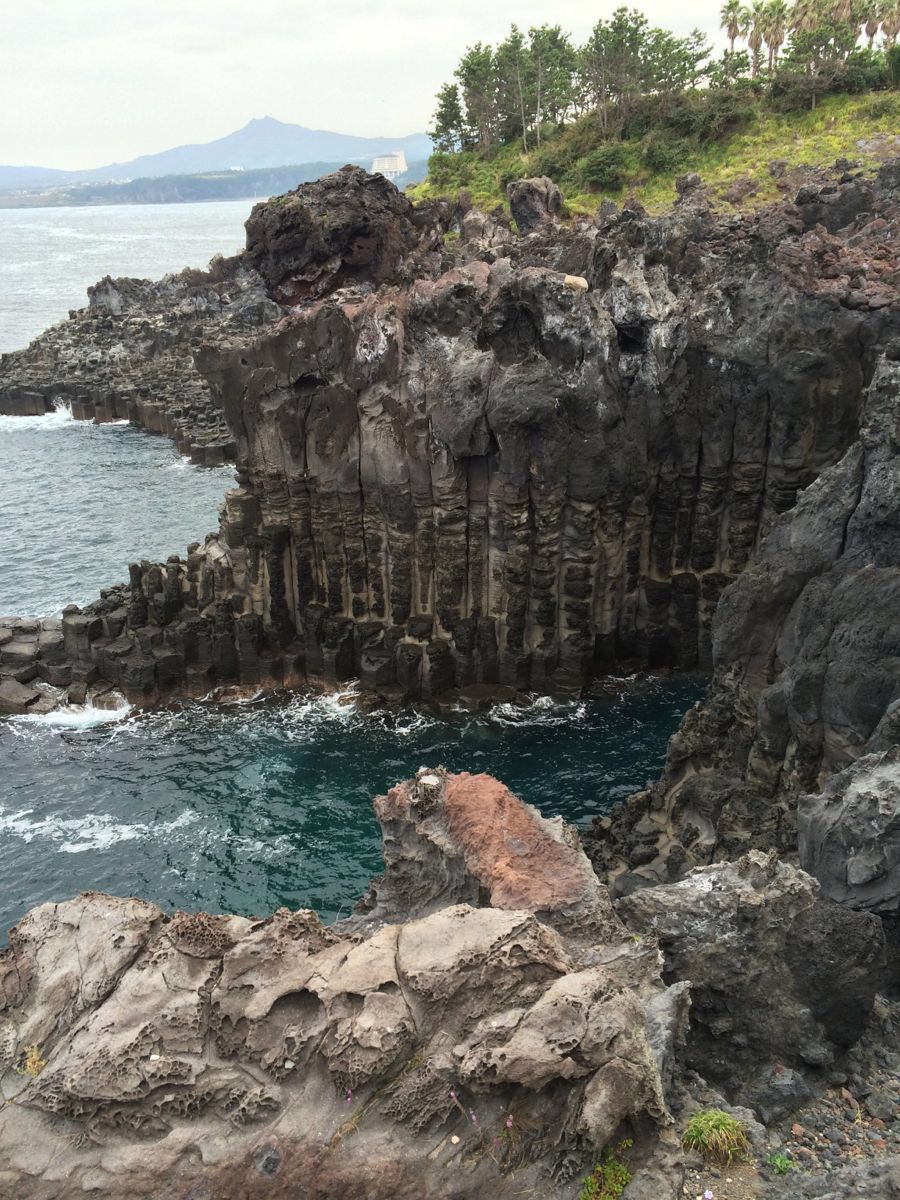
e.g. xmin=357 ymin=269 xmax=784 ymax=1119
xmin=0 ymin=201 xmax=706 ymax=938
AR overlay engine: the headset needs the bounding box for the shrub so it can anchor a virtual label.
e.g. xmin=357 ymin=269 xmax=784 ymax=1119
xmin=578 ymin=145 xmax=629 ymax=192
xmin=641 ymin=133 xmax=691 ymax=174
xmin=531 ymin=141 xmax=577 ymax=180
xmin=579 ymin=1140 xmax=633 ymax=1200
xmin=682 ymin=1109 xmax=751 ymax=1164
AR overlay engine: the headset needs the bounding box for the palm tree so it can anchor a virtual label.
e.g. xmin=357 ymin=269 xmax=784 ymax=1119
xmin=764 ymin=0 xmax=791 ymax=68
xmin=862 ymin=0 xmax=884 ymax=45
xmin=791 ymin=0 xmax=825 ymax=31
xmin=881 ymin=0 xmax=900 ymax=41
xmin=747 ymin=0 xmax=769 ymax=74
xmin=720 ymin=0 xmax=748 ymax=50
xmin=830 ymin=0 xmax=857 ymax=22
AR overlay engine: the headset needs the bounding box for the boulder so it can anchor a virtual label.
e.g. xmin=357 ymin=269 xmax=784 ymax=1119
xmin=799 ymin=747 xmax=900 ymax=916
xmin=506 ymin=175 xmax=563 ymax=233
xmin=617 ymin=850 xmax=885 ymax=1118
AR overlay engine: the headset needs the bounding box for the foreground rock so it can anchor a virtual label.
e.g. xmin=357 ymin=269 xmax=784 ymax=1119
xmin=0 ymin=769 xmax=688 ymax=1199
xmin=618 ymin=851 xmax=885 ymax=1121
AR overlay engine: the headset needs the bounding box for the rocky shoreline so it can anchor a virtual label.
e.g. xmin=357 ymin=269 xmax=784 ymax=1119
xmin=0 ymin=163 xmax=897 ymax=1196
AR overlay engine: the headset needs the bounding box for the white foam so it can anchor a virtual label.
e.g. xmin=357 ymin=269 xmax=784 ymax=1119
xmin=0 ymin=399 xmax=73 ymax=432
xmin=0 ymin=805 xmax=198 ymax=854
xmin=17 ymin=699 xmax=132 ymax=731
xmin=488 ymin=694 xmax=587 ymax=728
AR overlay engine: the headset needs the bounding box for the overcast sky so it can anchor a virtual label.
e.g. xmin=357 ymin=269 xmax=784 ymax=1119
xmin=3 ymin=1 xmax=726 ymax=170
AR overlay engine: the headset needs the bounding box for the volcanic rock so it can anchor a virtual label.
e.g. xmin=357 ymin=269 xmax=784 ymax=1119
xmin=506 ymin=175 xmax=563 ymax=233
xmin=617 ymin=850 xmax=886 ymax=1118
xmin=0 ymin=771 xmax=688 ymax=1199
xmin=799 ymin=747 xmax=900 ymax=917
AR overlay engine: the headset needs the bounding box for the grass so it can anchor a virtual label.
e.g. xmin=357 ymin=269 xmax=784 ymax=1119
xmin=409 ymin=91 xmax=900 ymax=218
xmin=682 ymin=1109 xmax=751 ymax=1164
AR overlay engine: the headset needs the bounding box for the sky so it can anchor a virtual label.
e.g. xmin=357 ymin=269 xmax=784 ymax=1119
xmin=2 ymin=1 xmax=727 ymax=170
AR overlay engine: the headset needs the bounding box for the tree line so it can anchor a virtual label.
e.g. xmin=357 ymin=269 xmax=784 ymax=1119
xmin=430 ymin=0 xmax=900 ymax=154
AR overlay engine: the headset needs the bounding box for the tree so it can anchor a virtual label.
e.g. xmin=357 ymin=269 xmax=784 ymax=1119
xmin=580 ymin=8 xmax=650 ymax=134
xmin=862 ymin=0 xmax=884 ymax=46
xmin=747 ymin=0 xmax=769 ymax=74
xmin=882 ymin=0 xmax=900 ymax=43
xmin=528 ymin=25 xmax=577 ymax=145
xmin=764 ymin=0 xmax=791 ymax=69
xmin=429 ymin=83 xmax=466 ymax=153
xmin=455 ymin=43 xmax=499 ymax=154
xmin=791 ymin=0 xmax=827 ymax=32
xmin=495 ymin=25 xmax=534 ymax=151
xmin=721 ymin=0 xmax=749 ymax=50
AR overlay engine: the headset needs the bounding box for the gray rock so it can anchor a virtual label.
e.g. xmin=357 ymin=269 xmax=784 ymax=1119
xmin=617 ymin=851 xmax=885 ymax=1111
xmin=799 ymin=748 xmax=900 ymax=916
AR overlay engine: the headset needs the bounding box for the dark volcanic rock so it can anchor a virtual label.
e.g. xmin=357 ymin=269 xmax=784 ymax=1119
xmin=506 ymin=175 xmax=563 ymax=233
xmin=0 ymin=770 xmax=687 ymax=1199
xmin=799 ymin=748 xmax=900 ymax=917
xmin=245 ymin=164 xmax=444 ymax=303
xmin=0 ymin=254 xmax=280 ymax=461
xmin=618 ymin=850 xmax=886 ymax=1116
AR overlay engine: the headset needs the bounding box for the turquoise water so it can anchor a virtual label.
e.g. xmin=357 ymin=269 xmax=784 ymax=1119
xmin=0 ymin=212 xmax=706 ymax=943
xmin=0 ymin=677 xmax=705 ymax=938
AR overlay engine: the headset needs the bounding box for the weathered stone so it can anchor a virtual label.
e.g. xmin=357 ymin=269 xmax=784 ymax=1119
xmin=617 ymin=851 xmax=885 ymax=1114
xmin=0 ymin=773 xmax=686 ymax=1199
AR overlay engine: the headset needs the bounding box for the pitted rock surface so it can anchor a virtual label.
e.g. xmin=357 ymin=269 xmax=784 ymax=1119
xmin=0 ymin=772 xmax=687 ymax=1199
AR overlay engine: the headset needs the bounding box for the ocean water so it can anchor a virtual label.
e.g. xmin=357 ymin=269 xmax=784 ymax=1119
xmin=0 ymin=199 xmax=257 ymax=353
xmin=0 ymin=677 xmax=706 ymax=937
xmin=0 ymin=201 xmax=707 ymax=942
xmin=0 ymin=406 xmax=233 ymax=617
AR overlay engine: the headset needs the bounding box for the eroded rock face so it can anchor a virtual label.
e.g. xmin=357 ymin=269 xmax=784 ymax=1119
xmin=589 ymin=348 xmax=900 ymax=886
xmin=617 ymin=850 xmax=886 ymax=1119
xmin=39 ymin=163 xmax=899 ymax=712
xmin=245 ymin=164 xmax=445 ymax=303
xmin=0 ymin=771 xmax=687 ymax=1199
xmin=799 ymin=747 xmax=900 ymax=916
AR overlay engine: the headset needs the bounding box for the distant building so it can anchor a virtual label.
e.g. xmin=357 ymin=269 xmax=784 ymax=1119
xmin=371 ymin=150 xmax=408 ymax=180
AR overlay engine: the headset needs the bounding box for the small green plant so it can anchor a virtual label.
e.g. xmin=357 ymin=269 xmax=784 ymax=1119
xmin=579 ymin=1139 xmax=633 ymax=1200
xmin=682 ymin=1109 xmax=750 ymax=1164
xmin=767 ymin=1151 xmax=797 ymax=1175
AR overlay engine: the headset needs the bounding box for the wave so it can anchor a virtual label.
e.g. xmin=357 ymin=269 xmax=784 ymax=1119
xmin=15 ymin=698 xmax=132 ymax=732
xmin=487 ymin=694 xmax=588 ymax=728
xmin=0 ymin=805 xmax=198 ymax=854
xmin=0 ymin=399 xmax=73 ymax=432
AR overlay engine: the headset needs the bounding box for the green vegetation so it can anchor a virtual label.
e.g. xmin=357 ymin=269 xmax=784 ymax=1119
xmin=579 ymin=1139 xmax=633 ymax=1200
xmin=411 ymin=1 xmax=900 ymax=215
xmin=767 ymin=1150 xmax=799 ymax=1174
xmin=682 ymin=1109 xmax=752 ymax=1164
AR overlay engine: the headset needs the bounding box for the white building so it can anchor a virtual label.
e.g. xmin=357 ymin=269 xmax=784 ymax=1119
xmin=371 ymin=150 xmax=408 ymax=181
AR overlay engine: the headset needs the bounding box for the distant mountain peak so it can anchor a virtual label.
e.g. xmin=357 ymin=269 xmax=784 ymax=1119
xmin=0 ymin=119 xmax=432 ymax=193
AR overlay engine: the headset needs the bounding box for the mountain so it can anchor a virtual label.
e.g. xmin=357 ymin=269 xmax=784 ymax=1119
xmin=0 ymin=117 xmax=433 ymax=190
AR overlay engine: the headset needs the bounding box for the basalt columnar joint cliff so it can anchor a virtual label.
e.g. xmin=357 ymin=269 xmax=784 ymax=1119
xmin=8 ymin=163 xmax=892 ymax=713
